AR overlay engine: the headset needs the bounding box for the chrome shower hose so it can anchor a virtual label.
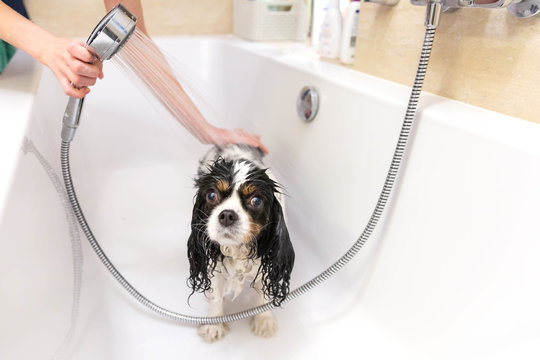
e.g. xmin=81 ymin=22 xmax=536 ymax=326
xmin=60 ymin=23 xmax=439 ymax=326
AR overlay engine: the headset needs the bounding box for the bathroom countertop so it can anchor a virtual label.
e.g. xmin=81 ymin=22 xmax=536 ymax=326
xmin=0 ymin=50 xmax=41 ymax=220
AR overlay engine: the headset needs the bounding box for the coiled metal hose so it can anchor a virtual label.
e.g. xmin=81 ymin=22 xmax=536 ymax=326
xmin=61 ymin=10 xmax=440 ymax=326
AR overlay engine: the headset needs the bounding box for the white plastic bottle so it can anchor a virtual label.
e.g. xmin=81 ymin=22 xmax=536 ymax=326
xmin=296 ymin=0 xmax=311 ymax=42
xmin=311 ymin=0 xmax=327 ymax=48
xmin=319 ymin=0 xmax=342 ymax=59
xmin=339 ymin=0 xmax=361 ymax=64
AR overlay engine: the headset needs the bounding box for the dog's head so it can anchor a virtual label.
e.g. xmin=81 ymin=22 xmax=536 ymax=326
xmin=187 ymin=157 xmax=294 ymax=306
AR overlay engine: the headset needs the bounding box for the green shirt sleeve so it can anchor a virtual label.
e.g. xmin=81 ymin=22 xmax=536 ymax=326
xmin=0 ymin=40 xmax=17 ymax=74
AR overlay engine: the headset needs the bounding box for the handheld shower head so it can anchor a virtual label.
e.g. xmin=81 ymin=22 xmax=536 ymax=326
xmin=85 ymin=4 xmax=137 ymax=61
xmin=61 ymin=4 xmax=138 ymax=142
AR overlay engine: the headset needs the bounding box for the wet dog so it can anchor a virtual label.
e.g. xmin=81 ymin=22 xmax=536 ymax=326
xmin=187 ymin=145 xmax=294 ymax=342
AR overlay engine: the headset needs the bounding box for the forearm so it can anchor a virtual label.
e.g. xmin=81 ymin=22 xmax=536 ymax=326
xmin=103 ymin=0 xmax=216 ymax=142
xmin=103 ymin=0 xmax=148 ymax=35
xmin=101 ymin=0 xmax=266 ymax=149
xmin=0 ymin=1 xmax=55 ymax=63
xmin=124 ymin=37 xmax=217 ymax=142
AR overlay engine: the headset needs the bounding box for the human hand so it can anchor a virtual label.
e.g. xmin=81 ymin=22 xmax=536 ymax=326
xmin=39 ymin=37 xmax=104 ymax=98
xmin=204 ymin=127 xmax=269 ymax=154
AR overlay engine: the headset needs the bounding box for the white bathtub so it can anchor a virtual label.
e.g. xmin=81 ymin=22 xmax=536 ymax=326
xmin=1 ymin=35 xmax=540 ymax=360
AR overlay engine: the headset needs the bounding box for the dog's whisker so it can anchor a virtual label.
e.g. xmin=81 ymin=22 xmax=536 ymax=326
xmin=191 ymin=221 xmax=209 ymax=228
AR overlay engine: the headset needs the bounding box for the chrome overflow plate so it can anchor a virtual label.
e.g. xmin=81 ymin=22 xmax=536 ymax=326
xmin=296 ymin=86 xmax=319 ymax=123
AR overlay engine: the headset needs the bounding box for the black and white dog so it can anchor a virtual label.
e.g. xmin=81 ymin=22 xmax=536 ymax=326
xmin=187 ymin=144 xmax=294 ymax=342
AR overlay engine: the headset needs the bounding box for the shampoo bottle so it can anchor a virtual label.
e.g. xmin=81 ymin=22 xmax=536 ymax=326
xmin=319 ymin=0 xmax=342 ymax=59
xmin=339 ymin=0 xmax=361 ymax=64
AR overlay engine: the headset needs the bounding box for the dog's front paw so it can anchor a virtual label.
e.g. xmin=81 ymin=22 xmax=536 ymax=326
xmin=250 ymin=313 xmax=278 ymax=338
xmin=198 ymin=323 xmax=230 ymax=343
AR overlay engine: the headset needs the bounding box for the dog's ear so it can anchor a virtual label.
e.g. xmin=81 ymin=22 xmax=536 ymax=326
xmin=256 ymin=196 xmax=295 ymax=306
xmin=187 ymin=194 xmax=221 ymax=296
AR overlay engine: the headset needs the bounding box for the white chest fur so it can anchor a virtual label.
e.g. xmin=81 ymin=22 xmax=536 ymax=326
xmin=218 ymin=245 xmax=260 ymax=301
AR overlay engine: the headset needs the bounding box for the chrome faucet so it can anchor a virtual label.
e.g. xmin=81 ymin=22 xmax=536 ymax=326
xmin=366 ymin=0 xmax=539 ymax=18
xmin=411 ymin=0 xmax=540 ymax=17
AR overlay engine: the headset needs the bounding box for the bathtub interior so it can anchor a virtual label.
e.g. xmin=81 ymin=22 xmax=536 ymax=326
xmin=1 ymin=36 xmax=540 ymax=360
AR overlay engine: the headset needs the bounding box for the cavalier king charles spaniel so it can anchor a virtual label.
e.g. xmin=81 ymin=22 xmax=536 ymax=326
xmin=187 ymin=144 xmax=295 ymax=342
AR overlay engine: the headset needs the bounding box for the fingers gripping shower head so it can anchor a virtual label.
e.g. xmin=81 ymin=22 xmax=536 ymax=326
xmin=61 ymin=4 xmax=137 ymax=142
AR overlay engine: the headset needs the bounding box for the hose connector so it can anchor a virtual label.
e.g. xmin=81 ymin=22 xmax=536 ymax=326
xmin=425 ymin=0 xmax=443 ymax=29
xmin=61 ymin=97 xmax=84 ymax=142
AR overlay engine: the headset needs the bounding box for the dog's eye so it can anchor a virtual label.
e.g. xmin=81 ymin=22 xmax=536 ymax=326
xmin=250 ymin=196 xmax=263 ymax=208
xmin=206 ymin=191 xmax=219 ymax=203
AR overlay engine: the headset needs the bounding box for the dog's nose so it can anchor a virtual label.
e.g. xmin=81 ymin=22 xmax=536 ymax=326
xmin=219 ymin=210 xmax=238 ymax=227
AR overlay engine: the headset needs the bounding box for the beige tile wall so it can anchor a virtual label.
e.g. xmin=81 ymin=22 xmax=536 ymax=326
xmin=353 ymin=2 xmax=540 ymax=124
xmin=24 ymin=0 xmax=232 ymax=37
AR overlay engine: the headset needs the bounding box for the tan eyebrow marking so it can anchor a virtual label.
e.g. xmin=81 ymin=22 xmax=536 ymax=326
xmin=216 ymin=180 xmax=230 ymax=193
xmin=240 ymin=183 xmax=257 ymax=196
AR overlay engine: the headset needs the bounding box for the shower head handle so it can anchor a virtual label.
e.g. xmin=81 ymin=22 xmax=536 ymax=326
xmin=62 ymin=4 xmax=138 ymax=143
xmin=85 ymin=3 xmax=138 ymax=61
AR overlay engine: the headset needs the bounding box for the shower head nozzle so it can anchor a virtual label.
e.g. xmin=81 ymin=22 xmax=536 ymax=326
xmin=85 ymin=4 xmax=137 ymax=61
